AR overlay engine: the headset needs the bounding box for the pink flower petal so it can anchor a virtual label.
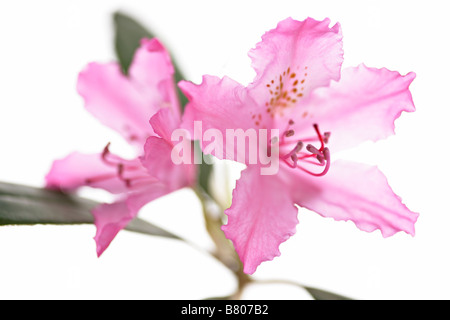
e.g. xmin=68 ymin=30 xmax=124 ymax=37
xmin=180 ymin=76 xmax=269 ymax=163
xmin=141 ymin=108 xmax=196 ymax=189
xmin=149 ymin=107 xmax=181 ymax=143
xmin=93 ymin=201 xmax=134 ymax=257
xmin=77 ymin=62 xmax=154 ymax=145
xmin=248 ymin=17 xmax=343 ymax=106
xmin=45 ymin=152 xmax=130 ymax=194
xmin=129 ymin=38 xmax=181 ymax=120
xmin=140 ymin=135 xmax=196 ymax=191
xmin=222 ymin=166 xmax=299 ymax=274
xmin=94 ymin=182 xmax=172 ymax=257
xmin=286 ymin=160 xmax=418 ymax=237
xmin=77 ymin=38 xmax=179 ymax=145
xmin=179 ymin=17 xmax=344 ymax=161
xmin=125 ymin=182 xmax=171 ymax=215
xmin=289 ymin=64 xmax=416 ymax=152
xmin=180 ymin=76 xmax=256 ymax=134
xmin=47 ymin=39 xmax=193 ymax=259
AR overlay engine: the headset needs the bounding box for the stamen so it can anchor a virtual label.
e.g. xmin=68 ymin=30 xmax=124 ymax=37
xmin=293 ymin=141 xmax=303 ymax=153
xmin=306 ymin=144 xmax=321 ymax=156
xmin=290 ymin=153 xmax=298 ymax=164
xmin=323 ymin=132 xmax=331 ymax=144
xmin=102 ymin=142 xmax=111 ymax=157
xmin=282 ymin=141 xmax=304 ymax=160
xmin=117 ymin=163 xmax=132 ymax=188
xmin=101 ymin=142 xmax=117 ymax=166
xmin=85 ymin=142 xmax=144 ymax=189
xmin=316 ymin=154 xmax=325 ymax=165
xmin=117 ymin=163 xmax=124 ymax=176
xmin=296 ymin=147 xmax=331 ymax=177
xmin=285 ymin=129 xmax=295 ymax=137
xmin=279 ymin=123 xmax=331 ymax=177
xmin=85 ymin=174 xmax=117 ymax=185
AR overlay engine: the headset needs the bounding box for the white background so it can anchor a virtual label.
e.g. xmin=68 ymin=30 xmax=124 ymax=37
xmin=0 ymin=0 xmax=449 ymax=299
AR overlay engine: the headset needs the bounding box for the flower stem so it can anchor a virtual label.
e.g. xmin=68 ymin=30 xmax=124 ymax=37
xmin=193 ymin=186 xmax=252 ymax=298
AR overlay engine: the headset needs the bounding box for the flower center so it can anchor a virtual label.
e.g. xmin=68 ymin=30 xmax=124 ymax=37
xmin=264 ymin=66 xmax=308 ymax=118
xmin=251 ymin=66 xmax=309 ymax=127
xmin=278 ymin=122 xmax=331 ymax=177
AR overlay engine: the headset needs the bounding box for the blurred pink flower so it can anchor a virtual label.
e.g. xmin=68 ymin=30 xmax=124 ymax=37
xmin=180 ymin=17 xmax=418 ymax=274
xmin=46 ymin=38 xmax=196 ymax=256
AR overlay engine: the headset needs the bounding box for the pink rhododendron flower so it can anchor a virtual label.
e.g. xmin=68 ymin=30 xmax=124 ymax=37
xmin=180 ymin=18 xmax=419 ymax=274
xmin=46 ymin=38 xmax=196 ymax=256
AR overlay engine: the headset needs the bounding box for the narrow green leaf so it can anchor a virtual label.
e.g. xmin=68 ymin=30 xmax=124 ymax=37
xmin=126 ymin=217 xmax=181 ymax=240
xmin=0 ymin=181 xmax=180 ymax=240
xmin=113 ymin=11 xmax=189 ymax=112
xmin=303 ymin=286 xmax=352 ymax=300
xmin=0 ymin=181 xmax=96 ymax=225
xmin=194 ymin=141 xmax=214 ymax=199
xmin=113 ymin=11 xmax=154 ymax=75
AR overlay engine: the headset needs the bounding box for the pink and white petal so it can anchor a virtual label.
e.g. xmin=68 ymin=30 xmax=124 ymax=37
xmin=287 ymin=160 xmax=418 ymax=237
xmin=45 ymin=152 xmax=128 ymax=194
xmin=248 ymin=17 xmax=343 ymax=105
xmin=290 ymin=64 xmax=416 ymax=152
xmin=222 ymin=166 xmax=299 ymax=274
xmin=77 ymin=62 xmax=154 ymax=145
xmin=129 ymin=38 xmax=181 ymax=118
xmin=140 ymin=136 xmax=196 ymax=190
xmin=93 ymin=201 xmax=134 ymax=257
xmin=125 ymin=181 xmax=172 ymax=215
xmin=180 ymin=76 xmax=269 ymax=162
xmin=94 ymin=181 xmax=172 ymax=257
xmin=149 ymin=108 xmax=181 ymax=143
xmin=180 ymin=76 xmax=257 ymax=133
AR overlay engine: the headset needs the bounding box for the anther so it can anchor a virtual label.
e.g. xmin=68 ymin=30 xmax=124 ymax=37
xmin=101 ymin=142 xmax=123 ymax=167
xmin=323 ymin=132 xmax=331 ymax=144
xmin=290 ymin=153 xmax=298 ymax=163
xmin=102 ymin=142 xmax=111 ymax=160
xmin=323 ymin=147 xmax=330 ymax=161
xmin=285 ymin=129 xmax=295 ymax=137
xmin=306 ymin=144 xmax=321 ymax=155
xmin=298 ymin=147 xmax=331 ymax=177
xmin=84 ymin=173 xmax=117 ymax=186
xmin=316 ymin=154 xmax=325 ymax=165
xmin=294 ymin=141 xmax=303 ymax=153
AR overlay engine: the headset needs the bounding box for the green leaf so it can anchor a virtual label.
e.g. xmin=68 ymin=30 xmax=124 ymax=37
xmin=0 ymin=181 xmax=180 ymax=240
xmin=194 ymin=141 xmax=214 ymax=199
xmin=113 ymin=11 xmax=154 ymax=75
xmin=113 ymin=11 xmax=189 ymax=112
xmin=303 ymin=286 xmax=352 ymax=300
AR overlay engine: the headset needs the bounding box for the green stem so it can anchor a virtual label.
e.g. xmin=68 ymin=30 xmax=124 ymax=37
xmin=193 ymin=186 xmax=252 ymax=299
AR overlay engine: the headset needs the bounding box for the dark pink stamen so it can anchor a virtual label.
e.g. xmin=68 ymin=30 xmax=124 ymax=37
xmin=296 ymin=147 xmax=330 ymax=177
xmin=280 ymin=123 xmax=331 ymax=177
xmin=285 ymin=129 xmax=295 ymax=137
xmin=85 ymin=143 xmax=143 ymax=189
